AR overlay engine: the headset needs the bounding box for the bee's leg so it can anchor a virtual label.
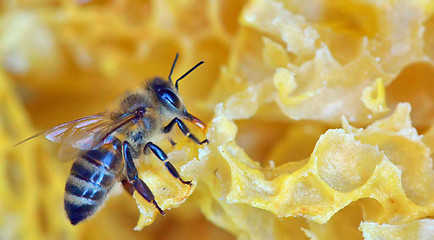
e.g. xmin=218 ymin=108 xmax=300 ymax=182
xmin=122 ymin=141 xmax=165 ymax=215
xmin=144 ymin=142 xmax=192 ymax=186
xmin=121 ymin=179 xmax=135 ymax=196
xmin=163 ymin=118 xmax=209 ymax=145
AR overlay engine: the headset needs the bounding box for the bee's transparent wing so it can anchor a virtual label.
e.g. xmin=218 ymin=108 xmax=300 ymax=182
xmin=17 ymin=113 xmax=136 ymax=162
xmin=44 ymin=114 xmax=109 ymax=148
xmin=43 ymin=113 xmax=135 ymax=162
xmin=57 ymin=143 xmax=82 ymax=162
xmin=40 ymin=114 xmax=107 ymax=161
xmin=15 ymin=114 xmax=106 ymax=146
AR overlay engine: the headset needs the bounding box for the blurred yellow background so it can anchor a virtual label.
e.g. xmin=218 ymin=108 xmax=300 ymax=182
xmin=0 ymin=0 xmax=433 ymax=239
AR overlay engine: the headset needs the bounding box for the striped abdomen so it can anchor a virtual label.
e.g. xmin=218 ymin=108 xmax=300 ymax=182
xmin=64 ymin=141 xmax=123 ymax=225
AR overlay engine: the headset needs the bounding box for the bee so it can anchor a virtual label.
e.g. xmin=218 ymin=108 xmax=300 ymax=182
xmin=17 ymin=53 xmax=208 ymax=225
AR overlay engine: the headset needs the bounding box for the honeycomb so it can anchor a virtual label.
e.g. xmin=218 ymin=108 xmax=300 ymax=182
xmin=0 ymin=0 xmax=433 ymax=239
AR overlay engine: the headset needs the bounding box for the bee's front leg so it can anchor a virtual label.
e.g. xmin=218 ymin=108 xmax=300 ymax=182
xmin=144 ymin=142 xmax=192 ymax=186
xmin=162 ymin=118 xmax=209 ymax=145
xmin=122 ymin=141 xmax=165 ymax=215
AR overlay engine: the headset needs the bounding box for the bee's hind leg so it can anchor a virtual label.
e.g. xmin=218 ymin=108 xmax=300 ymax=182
xmin=122 ymin=141 xmax=165 ymax=215
xmin=121 ymin=179 xmax=135 ymax=196
xmin=144 ymin=142 xmax=192 ymax=186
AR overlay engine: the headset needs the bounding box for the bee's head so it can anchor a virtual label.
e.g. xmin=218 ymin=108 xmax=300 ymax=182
xmin=148 ymin=54 xmax=206 ymax=130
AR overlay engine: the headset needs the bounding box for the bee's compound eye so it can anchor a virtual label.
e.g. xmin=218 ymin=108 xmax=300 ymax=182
xmin=158 ymin=88 xmax=181 ymax=109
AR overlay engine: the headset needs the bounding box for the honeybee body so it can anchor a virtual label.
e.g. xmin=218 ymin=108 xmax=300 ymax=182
xmin=18 ymin=54 xmax=208 ymax=225
xmin=63 ymin=107 xmax=163 ymax=225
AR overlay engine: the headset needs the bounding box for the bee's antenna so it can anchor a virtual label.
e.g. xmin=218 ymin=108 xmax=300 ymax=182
xmin=168 ymin=53 xmax=179 ymax=83
xmin=175 ymin=60 xmax=204 ymax=90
